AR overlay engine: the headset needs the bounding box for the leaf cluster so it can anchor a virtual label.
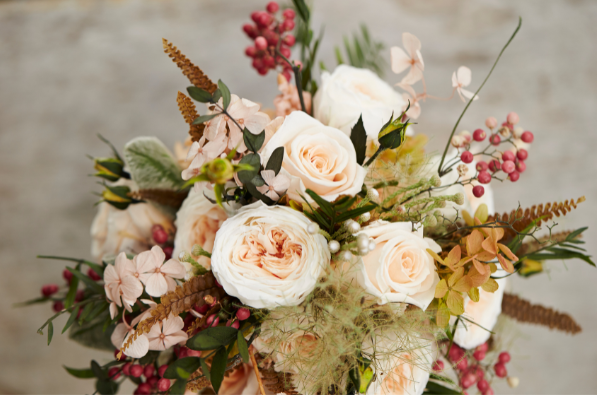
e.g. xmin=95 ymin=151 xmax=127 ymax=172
xmin=335 ymin=24 xmax=387 ymax=77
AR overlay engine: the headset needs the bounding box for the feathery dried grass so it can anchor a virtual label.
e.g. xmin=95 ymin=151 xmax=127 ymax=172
xmin=177 ymin=91 xmax=206 ymax=142
xmin=501 ymin=293 xmax=581 ymax=334
xmin=163 ymin=39 xmax=217 ymax=93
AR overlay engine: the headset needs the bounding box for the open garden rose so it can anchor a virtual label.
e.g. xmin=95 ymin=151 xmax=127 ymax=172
xmin=313 ymin=64 xmax=406 ymax=139
xmin=453 ymin=278 xmax=506 ymax=350
xmin=356 ymin=221 xmax=441 ymax=310
xmin=363 ymin=330 xmax=434 ymax=395
xmin=260 ymin=111 xmax=366 ymax=203
xmin=210 ymin=202 xmax=330 ymax=309
xmin=173 ymin=188 xmax=228 ymax=278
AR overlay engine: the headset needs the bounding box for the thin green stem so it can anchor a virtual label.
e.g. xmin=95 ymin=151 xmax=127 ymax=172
xmin=275 ymin=49 xmax=307 ymax=113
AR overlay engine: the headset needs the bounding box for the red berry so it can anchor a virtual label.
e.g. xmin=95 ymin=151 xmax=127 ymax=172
xmin=263 ymin=55 xmax=275 ymax=68
xmin=146 ymin=376 xmax=159 ymax=389
xmin=472 ymin=185 xmax=485 ymax=198
xmin=473 ymin=350 xmax=486 ymax=361
xmin=483 ymin=387 xmax=494 ymax=395
xmin=516 ymin=161 xmax=526 ymax=173
xmin=114 ymin=348 xmax=127 ymax=361
xmin=195 ymin=304 xmax=209 ymax=315
xmin=52 ymin=301 xmax=64 ymax=312
xmin=257 ymin=67 xmax=269 ymax=76
xmin=250 ymin=11 xmax=261 ymax=23
xmin=476 ymin=342 xmax=489 ymax=352
xmin=123 ymin=363 xmax=132 ymax=376
xmin=178 ymin=347 xmax=188 ymax=359
xmin=508 ymin=171 xmax=520 ymax=182
xmin=516 ymin=148 xmax=528 ymax=160
xmin=256 ymin=12 xmax=272 ymax=28
xmin=476 ymin=161 xmax=488 ymax=172
xmin=485 ymin=117 xmax=498 ymax=130
xmin=474 ymin=367 xmax=485 ymax=380
xmin=507 ymin=112 xmax=519 ymax=125
xmin=462 ymin=391 xmax=468 ymax=395
xmin=502 ymin=121 xmax=514 ymax=131
xmin=461 ymin=371 xmax=476 ymax=389
xmin=254 ymin=36 xmax=268 ymax=50
xmin=163 ymin=246 xmax=173 ymax=260
xmin=108 ymin=367 xmax=121 ymax=380
xmin=188 ymin=349 xmax=202 ymax=357
xmin=502 ymin=160 xmax=515 ymax=174
xmin=242 ymin=24 xmax=258 ymax=38
xmin=502 ymin=150 xmax=515 ymax=162
xmin=494 ymin=362 xmax=507 ymax=378
xmin=489 ymin=134 xmax=501 ymax=146
xmin=63 ymin=269 xmax=73 ymax=283
xmin=266 ymin=1 xmax=279 ymax=13
xmin=449 ymin=345 xmax=464 ymax=362
xmin=477 ymin=171 xmax=491 ymax=184
xmin=473 ymin=129 xmax=486 ymax=141
xmin=281 ymin=19 xmax=295 ymax=31
xmin=206 ymin=314 xmax=220 ymax=327
xmin=498 ymin=351 xmax=511 ymax=363
xmin=87 ymin=268 xmax=101 ymax=281
xmin=282 ymin=70 xmax=292 ymax=83
xmin=477 ymin=379 xmax=489 ymax=393
xmin=158 ymin=364 xmax=168 ymax=378
xmin=75 ymin=290 xmax=85 ymax=302
xmin=41 ymin=284 xmax=59 ymax=297
xmin=152 ymin=226 xmax=168 ymax=244
xmin=283 ymin=34 xmax=296 ymax=46
xmin=432 ymin=360 xmax=444 ymax=372
xmin=456 ymin=357 xmax=468 ymax=371
xmin=227 ymin=320 xmax=240 ymax=329
xmin=488 ymin=160 xmax=501 ymax=172
xmin=245 ymin=46 xmax=257 ymax=58
xmin=460 ymin=151 xmax=473 ymax=164
xmin=251 ymin=57 xmax=264 ymax=70
xmin=143 ymin=364 xmax=155 ymax=378
xmin=263 ymin=30 xmax=279 ymax=46
xmin=158 ymin=378 xmax=171 ymax=392
xmin=237 ymin=308 xmax=251 ymax=320
xmin=130 ymin=364 xmax=143 ymax=378
xmin=135 ymin=382 xmax=151 ymax=395
xmin=280 ymin=46 xmax=291 ymax=58
xmin=282 ymin=9 xmax=296 ymax=19
xmin=521 ymin=131 xmax=534 ymax=143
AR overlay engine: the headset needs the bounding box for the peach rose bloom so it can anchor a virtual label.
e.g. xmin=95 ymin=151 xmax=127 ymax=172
xmin=173 ymin=188 xmax=228 ymax=278
xmin=260 ymin=111 xmax=366 ymax=204
xmin=356 ymin=221 xmax=441 ymax=310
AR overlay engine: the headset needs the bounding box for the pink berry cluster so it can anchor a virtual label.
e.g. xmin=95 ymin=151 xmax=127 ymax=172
xmin=454 ymin=112 xmax=534 ymax=199
xmin=108 ymin=350 xmax=172 ymax=394
xmin=438 ymin=343 xmax=513 ymax=395
xmin=243 ymin=1 xmax=297 ymax=80
xmin=184 ymin=297 xmax=251 ymax=332
xmin=151 ymin=224 xmax=174 ymax=259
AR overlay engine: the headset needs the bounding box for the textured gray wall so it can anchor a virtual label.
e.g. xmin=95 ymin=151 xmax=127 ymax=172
xmin=0 ymin=0 xmax=595 ymax=394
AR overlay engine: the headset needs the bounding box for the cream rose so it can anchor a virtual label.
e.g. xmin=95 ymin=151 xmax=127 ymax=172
xmin=260 ymin=111 xmax=366 ymax=203
xmin=313 ymin=65 xmax=406 ymax=139
xmin=91 ymin=180 xmax=174 ymax=262
xmin=173 ymin=188 xmax=228 ymax=278
xmin=356 ymin=221 xmax=441 ymax=310
xmin=363 ymin=330 xmax=434 ymax=395
xmin=453 ymin=278 xmax=506 ymax=350
xmin=210 ymin=202 xmax=330 ymax=309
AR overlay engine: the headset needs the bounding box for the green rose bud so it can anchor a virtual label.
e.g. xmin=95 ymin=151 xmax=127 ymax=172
xmin=202 ymin=158 xmax=234 ymax=185
xmin=94 ymin=157 xmax=125 ymax=182
xmin=101 ymin=185 xmax=132 ymax=210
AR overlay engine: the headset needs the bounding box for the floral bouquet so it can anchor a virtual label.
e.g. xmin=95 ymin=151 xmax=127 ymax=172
xmin=25 ymin=0 xmax=593 ymax=395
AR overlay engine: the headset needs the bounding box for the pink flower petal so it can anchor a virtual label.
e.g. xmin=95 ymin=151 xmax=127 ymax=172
xmin=144 ymin=272 xmax=168 ymax=297
xmin=150 ymin=246 xmax=166 ymax=265
xmin=162 ymin=331 xmax=188 ymax=349
xmin=396 ymin=82 xmax=417 ymax=98
xmin=160 ymin=259 xmax=186 ymax=279
xmin=135 ymin=251 xmax=158 ymax=274
xmin=460 ymin=88 xmax=479 ymax=101
xmin=402 ymin=32 xmax=422 ymax=57
xmin=260 ymin=170 xmax=276 ymax=186
xmin=109 ymin=302 xmax=118 ymax=319
xmin=120 ymin=275 xmax=143 ymax=301
xmin=401 ymin=66 xmax=423 ymax=85
xmin=265 ymin=190 xmax=280 ymax=202
xmin=457 ymin=66 xmax=472 ymax=87
xmin=123 ymin=334 xmax=149 ymax=358
xmin=390 ymin=47 xmax=411 ymax=74
xmin=272 ymin=174 xmax=290 ymax=193
xmin=162 ymin=316 xmax=185 ymax=336
xmin=451 ymin=71 xmax=459 ymax=88
xmin=146 ymin=323 xmax=162 ymax=340
xmin=103 ymin=264 xmax=119 ymax=286
xmin=244 ymin=112 xmax=270 ymax=135
xmin=111 ymin=323 xmax=129 ymax=348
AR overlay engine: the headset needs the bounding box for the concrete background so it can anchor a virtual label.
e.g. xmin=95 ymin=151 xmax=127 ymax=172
xmin=0 ymin=0 xmax=595 ymax=394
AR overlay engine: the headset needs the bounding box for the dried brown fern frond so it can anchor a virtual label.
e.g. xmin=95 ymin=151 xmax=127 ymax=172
xmin=502 ymin=293 xmax=582 ymax=334
xmin=163 ymin=39 xmax=217 ymax=93
xmin=120 ymin=272 xmax=225 ymax=354
xmin=517 ymin=229 xmax=580 ymax=256
xmin=128 ymin=188 xmax=189 ymax=209
xmin=186 ymin=304 xmax=221 ymax=334
xmin=488 ymin=196 xmax=585 ymax=243
xmin=177 ymin=91 xmax=206 ymax=142
xmin=255 ymin=354 xmax=299 ymax=395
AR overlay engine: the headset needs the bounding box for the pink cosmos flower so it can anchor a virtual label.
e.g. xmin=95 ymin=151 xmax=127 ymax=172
xmin=104 ymin=252 xmax=143 ymax=318
xmin=136 ymin=246 xmax=186 ymax=297
xmin=256 ymin=170 xmax=290 ymax=201
xmin=391 ymin=33 xmax=425 ymax=85
xmin=395 ymin=83 xmax=422 ymax=119
xmin=147 ymin=316 xmax=188 ymax=351
xmin=452 ymin=66 xmax=478 ymax=102
xmin=181 ymin=135 xmax=228 ymax=181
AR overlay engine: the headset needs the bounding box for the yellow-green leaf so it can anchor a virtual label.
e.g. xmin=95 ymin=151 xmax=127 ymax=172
xmin=448 ymin=267 xmax=464 ymax=287
xmin=461 ymin=210 xmax=474 ymax=226
xmin=481 ymin=278 xmax=499 ymax=293
xmin=434 ymin=279 xmax=449 ymax=298
xmin=447 ymin=291 xmax=464 ymax=315
xmin=474 ymin=203 xmax=489 ymax=223
xmin=426 ymin=248 xmax=446 ymax=266
xmin=436 ymin=303 xmax=451 ymax=328
xmin=468 ymin=287 xmax=480 ymax=302
xmin=452 ymin=276 xmax=473 ymax=293
xmin=468 ymin=266 xmax=490 ymax=288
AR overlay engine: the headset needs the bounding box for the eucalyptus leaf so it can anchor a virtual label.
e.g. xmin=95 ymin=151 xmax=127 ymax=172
xmin=47 ymin=321 xmax=54 ymax=346
xmin=69 ymin=320 xmax=115 ymax=351
xmin=65 ymin=266 xmax=103 ymax=294
xmin=169 ymin=378 xmax=188 ymax=395
xmin=251 ymin=175 xmax=265 ymax=187
xmin=164 ymin=357 xmax=202 ymax=379
xmin=64 ymin=270 xmax=80 ymax=309
xmin=424 ymin=380 xmax=462 ymax=395
xmin=187 ymin=86 xmax=213 ymax=103
xmin=63 ymin=366 xmax=95 ymax=379
xmin=350 ymin=115 xmax=367 ymax=165
xmin=62 ymin=304 xmax=81 ymax=334
xmin=218 ymin=80 xmax=231 ymax=110
xmin=210 ymin=347 xmax=228 ymax=394
xmin=265 ymin=147 xmax=285 ymax=175
xmin=212 ymin=88 xmax=222 ymax=104
xmin=139 ymin=350 xmax=160 ymax=365
xmin=237 ymin=153 xmax=261 ymax=185
xmin=243 ymin=128 xmax=265 ymax=153
xmin=124 ymin=137 xmax=184 ymax=191
xmin=91 ymin=360 xmax=105 ymax=380
xmin=192 ymin=114 xmax=218 ymax=125
xmin=237 ymin=330 xmax=250 ymax=364
xmin=186 ymin=326 xmax=239 ymax=351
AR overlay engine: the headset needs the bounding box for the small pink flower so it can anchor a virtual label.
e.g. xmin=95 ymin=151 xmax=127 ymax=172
xmin=110 ymin=299 xmax=157 ymax=358
xmin=181 ymin=135 xmax=227 ymax=180
xmin=452 ymin=66 xmax=478 ymax=102
xmin=147 ymin=316 xmax=188 ymax=351
xmin=257 ymin=170 xmax=290 ymax=201
xmin=104 ymin=252 xmax=143 ymax=318
xmin=136 ymin=246 xmax=186 ymax=297
xmin=396 ymin=83 xmax=422 ymax=119
xmin=391 ymin=32 xmax=425 ymax=85
xmin=273 ymin=73 xmax=312 ymax=117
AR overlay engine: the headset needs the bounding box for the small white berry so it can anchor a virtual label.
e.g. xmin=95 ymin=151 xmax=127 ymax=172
xmin=360 ymin=212 xmax=371 ymax=222
xmin=347 ymin=221 xmax=361 ymax=234
xmin=358 ymin=247 xmax=369 ymax=256
xmin=178 ymin=252 xmax=186 ymax=261
xmin=328 ymin=240 xmax=340 ymax=253
xmin=367 ymin=188 xmax=380 ymax=202
xmin=356 ymin=233 xmax=369 ymax=249
xmin=341 ymin=251 xmax=353 ymax=262
xmin=368 ymin=240 xmax=376 ymax=251
xmin=307 ymin=222 xmax=319 ymax=234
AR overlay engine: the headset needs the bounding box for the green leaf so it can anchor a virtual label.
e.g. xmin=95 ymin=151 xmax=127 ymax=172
xmin=139 ymin=350 xmax=160 ymax=366
xmin=424 ymin=380 xmax=462 ymax=395
xmin=237 ymin=153 xmax=261 ymax=185
xmin=243 ymin=128 xmax=265 ymax=153
xmin=84 ymin=301 xmax=109 ymax=322
xmin=218 ymin=80 xmax=231 ymax=110
xmin=69 ymin=319 xmax=115 ymax=351
xmin=78 ymin=302 xmax=95 ymax=325
xmin=64 ymin=272 xmax=79 ymax=309
xmin=348 ymin=366 xmax=361 ymax=393
xmin=291 ymin=0 xmax=310 ymax=22
xmin=164 ymin=357 xmax=202 ymax=379
xmin=186 ymin=326 xmax=239 ymax=351
xmin=14 ymin=296 xmax=53 ymax=307
xmin=65 ymin=267 xmax=103 ymax=294
xmin=63 ymin=366 xmax=95 ymax=379
xmin=265 ymin=147 xmax=285 ymax=175
xmin=96 ymin=378 xmax=118 ymax=395
xmin=187 ymin=86 xmax=213 ymax=103
xmin=47 ymin=321 xmax=54 ymax=346
xmin=251 ymin=175 xmax=265 ymax=187
xmin=200 ymin=357 xmax=211 ymax=380
xmin=245 ymin=181 xmax=275 ymax=205
xmin=212 ymin=88 xmax=222 ymax=103
xmin=192 ymin=114 xmax=218 ymax=125
xmin=62 ymin=304 xmax=80 ymax=334
xmin=210 ymin=347 xmax=228 ymax=394
xmin=566 ymin=227 xmax=588 ymax=242
xmin=350 ymin=115 xmax=367 ymax=165
xmin=124 ymin=137 xmax=184 ymax=191
xmin=91 ymin=360 xmax=106 ymax=380
xmin=335 ymin=204 xmax=377 ymax=224
xmin=335 ymin=46 xmax=345 ymax=65
xmin=378 ymin=128 xmax=404 ymax=149
xmin=237 ymin=330 xmax=250 ymax=363
xmin=305 ymin=189 xmax=335 ymax=217
xmin=169 ymin=378 xmax=188 ymax=395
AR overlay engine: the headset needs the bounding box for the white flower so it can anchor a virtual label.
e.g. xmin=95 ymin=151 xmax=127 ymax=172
xmin=210 ymin=202 xmax=330 ymax=309
xmin=147 ymin=315 xmax=188 ymax=351
xmin=313 ymin=65 xmax=406 ymax=138
xmin=452 ymin=66 xmax=478 ymax=102
xmin=110 ymin=299 xmax=156 ymax=357
xmin=256 ymin=170 xmax=290 ymax=201
xmin=90 ymin=180 xmax=174 ymax=263
xmin=356 ymin=221 xmax=441 ymax=310
xmin=391 ymin=32 xmax=425 ymax=85
xmin=104 ymin=252 xmax=143 ymax=318
xmin=453 ymin=278 xmax=506 ymax=350
xmin=363 ymin=329 xmax=434 ymax=395
xmin=260 ymin=111 xmax=366 ymax=204
xmin=181 ymin=135 xmax=228 ymax=181
xmin=173 ymin=188 xmax=229 ymax=278
xmin=136 ymin=246 xmax=186 ymax=297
